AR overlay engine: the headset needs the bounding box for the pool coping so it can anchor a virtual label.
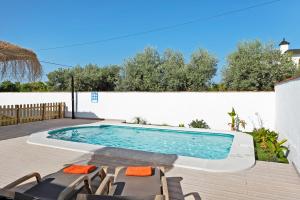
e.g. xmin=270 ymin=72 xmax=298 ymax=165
xmin=27 ymin=121 xmax=255 ymax=172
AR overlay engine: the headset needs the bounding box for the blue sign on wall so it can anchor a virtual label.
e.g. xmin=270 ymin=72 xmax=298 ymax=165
xmin=91 ymin=92 xmax=98 ymax=103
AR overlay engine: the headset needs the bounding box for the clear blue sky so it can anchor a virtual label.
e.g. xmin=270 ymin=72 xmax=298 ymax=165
xmin=1 ymin=0 xmax=300 ymax=82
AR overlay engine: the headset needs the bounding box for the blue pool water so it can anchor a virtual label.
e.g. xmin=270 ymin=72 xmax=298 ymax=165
xmin=48 ymin=125 xmax=234 ymax=159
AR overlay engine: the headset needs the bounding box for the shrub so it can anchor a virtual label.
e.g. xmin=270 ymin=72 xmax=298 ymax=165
xmin=251 ymin=128 xmax=288 ymax=163
xmin=0 ymin=81 xmax=20 ymax=92
xmin=132 ymin=117 xmax=147 ymax=125
xmin=20 ymin=82 xmax=48 ymax=92
xmin=178 ymin=123 xmax=185 ymax=127
xmin=161 ymin=123 xmax=170 ymax=126
xmin=189 ymin=119 xmax=210 ymax=129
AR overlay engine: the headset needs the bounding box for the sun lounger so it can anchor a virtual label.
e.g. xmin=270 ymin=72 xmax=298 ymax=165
xmin=76 ymin=167 xmax=169 ymax=200
xmin=1 ymin=166 xmax=106 ymax=200
xmin=76 ymin=194 xmax=164 ymax=200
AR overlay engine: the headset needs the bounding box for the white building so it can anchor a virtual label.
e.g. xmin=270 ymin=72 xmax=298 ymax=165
xmin=279 ymin=38 xmax=300 ymax=66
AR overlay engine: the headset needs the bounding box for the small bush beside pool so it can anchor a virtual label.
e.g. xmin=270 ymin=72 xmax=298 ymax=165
xmin=249 ymin=128 xmax=289 ymax=163
xmin=128 ymin=114 xmax=289 ymax=164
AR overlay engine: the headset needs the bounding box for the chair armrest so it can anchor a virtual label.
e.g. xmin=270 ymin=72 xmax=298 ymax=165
xmin=184 ymin=192 xmax=201 ymax=200
xmin=58 ymin=166 xmax=107 ymax=197
xmin=0 ymin=188 xmax=15 ymax=199
xmin=94 ymin=166 xmax=107 ymax=181
xmin=57 ymin=175 xmax=89 ymax=200
xmin=159 ymin=167 xmax=165 ymax=175
xmin=155 ymin=195 xmax=165 ymax=200
xmin=3 ymin=172 xmax=42 ymax=189
xmin=95 ymin=175 xmax=114 ymax=195
xmin=161 ymin=176 xmax=169 ymax=200
xmin=82 ymin=166 xmax=107 ymax=194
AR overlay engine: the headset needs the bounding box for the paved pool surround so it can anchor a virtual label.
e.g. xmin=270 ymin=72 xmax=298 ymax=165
xmin=27 ymin=122 xmax=255 ymax=172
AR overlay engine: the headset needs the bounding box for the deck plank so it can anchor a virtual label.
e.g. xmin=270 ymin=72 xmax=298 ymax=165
xmin=0 ymin=119 xmax=300 ymax=200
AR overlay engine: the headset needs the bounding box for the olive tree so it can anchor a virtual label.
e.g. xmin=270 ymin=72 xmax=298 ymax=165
xmin=47 ymin=68 xmax=71 ymax=91
xmin=119 ymin=47 xmax=162 ymax=91
xmin=47 ymin=64 xmax=121 ymax=91
xmin=159 ymin=49 xmax=187 ymax=91
xmin=186 ymin=49 xmax=218 ymax=91
xmin=222 ymin=40 xmax=296 ymax=91
xmin=119 ymin=47 xmax=217 ymax=91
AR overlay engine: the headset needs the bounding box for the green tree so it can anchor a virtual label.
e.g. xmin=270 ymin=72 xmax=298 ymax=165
xmin=97 ymin=65 xmax=121 ymax=91
xmin=47 ymin=65 xmax=121 ymax=91
xmin=186 ymin=49 xmax=217 ymax=91
xmin=119 ymin=47 xmax=216 ymax=91
xmin=209 ymin=83 xmax=226 ymax=91
xmin=73 ymin=64 xmax=121 ymax=91
xmin=159 ymin=49 xmax=187 ymax=91
xmin=0 ymin=81 xmax=20 ymax=92
xmin=47 ymin=68 xmax=72 ymax=91
xmin=222 ymin=40 xmax=296 ymax=91
xmin=20 ymin=82 xmax=48 ymax=92
xmin=120 ymin=47 xmax=161 ymax=91
xmin=46 ymin=47 xmax=217 ymax=92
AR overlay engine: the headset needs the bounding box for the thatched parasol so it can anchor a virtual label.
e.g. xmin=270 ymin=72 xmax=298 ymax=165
xmin=0 ymin=41 xmax=42 ymax=81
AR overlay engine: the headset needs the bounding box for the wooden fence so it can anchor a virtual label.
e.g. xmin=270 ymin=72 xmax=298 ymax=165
xmin=0 ymin=102 xmax=65 ymax=126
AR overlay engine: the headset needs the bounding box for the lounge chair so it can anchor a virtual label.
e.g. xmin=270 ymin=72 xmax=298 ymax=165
xmin=76 ymin=194 xmax=164 ymax=200
xmin=1 ymin=166 xmax=106 ymax=200
xmin=76 ymin=167 xmax=169 ymax=200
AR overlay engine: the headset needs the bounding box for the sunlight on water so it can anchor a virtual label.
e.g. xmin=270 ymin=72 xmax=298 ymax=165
xmin=48 ymin=125 xmax=234 ymax=159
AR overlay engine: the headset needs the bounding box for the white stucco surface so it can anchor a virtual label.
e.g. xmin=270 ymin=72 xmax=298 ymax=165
xmin=0 ymin=92 xmax=275 ymax=131
xmin=275 ymin=77 xmax=300 ymax=172
xmin=291 ymin=54 xmax=300 ymax=66
xmin=280 ymin=44 xmax=289 ymax=54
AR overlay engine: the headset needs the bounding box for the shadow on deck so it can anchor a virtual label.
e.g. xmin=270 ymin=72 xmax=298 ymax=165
xmin=0 ymin=118 xmax=101 ymax=140
xmin=67 ymin=146 xmax=190 ymax=200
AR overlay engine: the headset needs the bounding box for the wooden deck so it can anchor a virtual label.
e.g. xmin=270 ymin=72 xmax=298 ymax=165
xmin=0 ymin=119 xmax=300 ymax=200
xmin=0 ymin=118 xmax=101 ymax=140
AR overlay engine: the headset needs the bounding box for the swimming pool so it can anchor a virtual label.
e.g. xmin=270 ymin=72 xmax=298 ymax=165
xmin=48 ymin=125 xmax=233 ymax=159
xmin=28 ymin=122 xmax=255 ymax=172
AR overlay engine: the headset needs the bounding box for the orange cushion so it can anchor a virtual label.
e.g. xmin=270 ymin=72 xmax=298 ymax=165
xmin=63 ymin=165 xmax=97 ymax=174
xmin=125 ymin=166 xmax=152 ymax=176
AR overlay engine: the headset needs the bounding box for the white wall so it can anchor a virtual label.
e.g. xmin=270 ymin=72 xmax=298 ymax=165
xmin=4 ymin=90 xmax=300 ymax=170
xmin=280 ymin=44 xmax=289 ymax=54
xmin=0 ymin=92 xmax=275 ymax=131
xmin=291 ymin=54 xmax=300 ymax=66
xmin=275 ymin=77 xmax=300 ymax=172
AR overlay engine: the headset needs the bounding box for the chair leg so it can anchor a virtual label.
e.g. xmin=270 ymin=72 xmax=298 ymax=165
xmin=98 ymin=167 xmax=107 ymax=181
xmin=83 ymin=179 xmax=92 ymax=194
xmin=161 ymin=176 xmax=169 ymax=200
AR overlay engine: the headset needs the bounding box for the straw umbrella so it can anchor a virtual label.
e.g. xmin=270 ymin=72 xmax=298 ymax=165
xmin=0 ymin=41 xmax=42 ymax=81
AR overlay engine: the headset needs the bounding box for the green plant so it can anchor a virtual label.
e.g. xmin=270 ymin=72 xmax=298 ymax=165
xmin=189 ymin=119 xmax=210 ymax=129
xmin=228 ymin=108 xmax=236 ymax=130
xmin=252 ymin=128 xmax=288 ymax=163
xmin=161 ymin=123 xmax=170 ymax=126
xmin=272 ymin=139 xmax=288 ymax=162
xmin=132 ymin=117 xmax=147 ymax=125
xmin=222 ymin=40 xmax=297 ymax=91
xmin=228 ymin=107 xmax=246 ymax=131
xmin=0 ymin=81 xmax=20 ymax=92
xmin=178 ymin=123 xmax=185 ymax=127
xmin=252 ymin=128 xmax=277 ymax=148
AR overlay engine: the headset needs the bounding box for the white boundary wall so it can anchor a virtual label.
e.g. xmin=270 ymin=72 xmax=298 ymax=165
xmin=275 ymin=77 xmax=300 ymax=172
xmin=0 ymin=92 xmax=274 ymax=131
